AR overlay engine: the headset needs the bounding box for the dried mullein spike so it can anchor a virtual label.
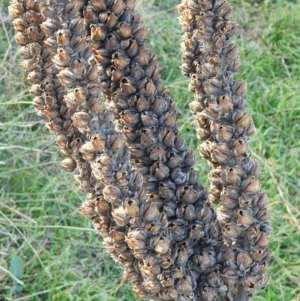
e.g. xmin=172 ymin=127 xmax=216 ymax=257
xmin=8 ymin=0 xmax=93 ymax=195
xmin=84 ymin=0 xmax=224 ymax=299
xmin=179 ymin=0 xmax=271 ymax=299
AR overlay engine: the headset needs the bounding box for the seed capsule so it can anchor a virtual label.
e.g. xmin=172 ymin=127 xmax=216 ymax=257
xmin=93 ymin=216 xmax=110 ymax=236
xmin=223 ymin=223 xmax=240 ymax=240
xmin=234 ymin=110 xmax=251 ymax=128
xmin=218 ymin=95 xmax=233 ymax=113
xmin=243 ymin=176 xmax=260 ymax=194
xmin=79 ymin=200 xmax=95 ymax=216
xmin=132 ymin=283 xmax=147 ymax=298
xmin=204 ymin=78 xmax=223 ymax=95
xmin=244 ymin=275 xmax=257 ymax=292
xmin=232 ymin=80 xmax=247 ymax=96
xmin=232 ymin=138 xmax=247 ymax=154
xmin=126 ymin=230 xmax=147 ymax=250
xmin=151 ymin=236 xmax=169 ymax=254
xmin=237 ymin=250 xmax=253 ymax=268
xmin=112 ymin=206 xmax=128 ymax=226
xmin=79 ymin=142 xmax=95 ymax=161
xmin=124 ymin=197 xmax=139 ymax=218
xmin=177 ymin=276 xmax=193 ymax=294
xmin=60 ymin=157 xmax=77 ymax=172
xmin=72 ymin=112 xmax=91 ymax=130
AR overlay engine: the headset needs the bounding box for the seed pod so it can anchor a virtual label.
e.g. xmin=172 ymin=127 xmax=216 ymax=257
xmin=243 ymin=176 xmax=260 ymax=194
xmin=79 ymin=142 xmax=95 ymax=161
xmin=123 ymin=267 xmax=139 ymax=283
xmin=109 ymin=226 xmax=125 ymax=242
xmin=126 ymin=230 xmax=147 ymax=250
xmin=132 ymin=283 xmax=147 ymax=298
xmin=112 ymin=206 xmax=128 ymax=226
xmin=176 ymin=204 xmax=195 ymax=221
xmin=232 ymin=138 xmax=247 ymax=154
xmin=177 ymin=276 xmax=193 ymax=294
xmin=215 ymin=123 xmax=234 ymax=142
xmin=151 ymin=236 xmax=169 ymax=254
xmin=95 ymin=196 xmax=110 ymax=213
xmin=60 ymin=157 xmax=77 ymax=172
xmin=237 ymin=250 xmax=253 ymax=268
xmin=244 ymin=275 xmax=257 ymax=292
xmin=71 ymin=112 xmax=91 ymax=130
xmin=141 ymin=202 xmax=159 ymax=222
xmin=93 ymin=216 xmax=110 ymax=236
xmin=231 ymin=80 xmax=247 ymax=96
xmin=256 ymin=232 xmax=268 ymax=247
xmin=79 ymin=200 xmax=95 ymax=216
xmin=124 ymin=197 xmax=139 ymax=218
xmin=234 ymin=110 xmax=251 ymax=128
xmin=211 ymin=143 xmax=230 ymax=164
xmin=143 ymin=277 xmax=161 ymax=294
xmin=223 ymin=223 xmax=240 ymax=240
xmin=8 ymin=2 xmax=23 ymax=18
xmin=103 ymin=185 xmax=121 ymax=203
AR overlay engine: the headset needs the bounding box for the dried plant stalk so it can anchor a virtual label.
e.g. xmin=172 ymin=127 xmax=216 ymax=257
xmin=7 ymin=0 xmax=96 ymax=196
xmin=178 ymin=0 xmax=272 ymax=300
xmin=83 ymin=1 xmax=231 ymax=299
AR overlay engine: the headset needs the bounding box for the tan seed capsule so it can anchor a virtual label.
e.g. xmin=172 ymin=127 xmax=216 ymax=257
xmin=126 ymin=230 xmax=147 ymax=250
xmin=56 ymin=29 xmax=70 ymax=46
xmin=143 ymin=278 xmax=161 ymax=293
xmin=103 ymin=185 xmax=121 ymax=202
xmin=244 ymin=275 xmax=257 ymax=292
xmin=243 ymin=176 xmax=260 ymax=194
xmin=107 ymin=133 xmax=125 ymax=151
xmin=223 ymin=223 xmax=240 ymax=239
xmin=237 ymin=250 xmax=253 ymax=268
xmin=256 ymin=232 xmax=268 ymax=247
xmin=89 ymin=97 xmax=104 ymax=113
xmin=79 ymin=142 xmax=95 ymax=161
xmin=177 ymin=276 xmax=193 ymax=294
xmin=60 ymin=157 xmax=77 ymax=172
xmin=237 ymin=209 xmax=252 ymax=225
xmin=24 ymin=10 xmax=41 ymax=24
xmin=72 ymin=59 xmax=86 ymax=75
xmin=232 ymin=80 xmax=247 ymax=96
xmin=124 ymin=197 xmax=139 ymax=218
xmin=123 ymin=267 xmax=139 ymax=283
xmin=113 ymin=51 xmax=130 ymax=69
xmin=8 ymin=2 xmax=23 ymax=18
xmin=112 ymin=206 xmax=128 ymax=226
xmin=218 ymin=95 xmax=233 ymax=113
xmin=72 ymin=112 xmax=91 ymax=130
xmin=232 ymin=138 xmax=247 ymax=154
xmin=234 ymin=110 xmax=251 ymax=128
xmin=132 ymin=283 xmax=147 ymax=298
xmin=91 ymin=132 xmax=106 ymax=151
xmin=90 ymin=0 xmax=107 ymax=10
xmin=12 ymin=18 xmax=26 ymax=32
xmin=151 ymin=237 xmax=169 ymax=254
xmin=58 ymin=69 xmax=76 ymax=86
xmin=79 ymin=200 xmax=95 ymax=216
xmin=15 ymin=32 xmax=28 ymax=46
xmin=142 ymin=202 xmax=159 ymax=222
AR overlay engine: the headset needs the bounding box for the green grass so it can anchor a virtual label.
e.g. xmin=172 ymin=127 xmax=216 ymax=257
xmin=1 ymin=0 xmax=300 ymax=300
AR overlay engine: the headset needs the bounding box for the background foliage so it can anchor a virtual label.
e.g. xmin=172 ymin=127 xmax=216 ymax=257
xmin=0 ymin=0 xmax=299 ymax=300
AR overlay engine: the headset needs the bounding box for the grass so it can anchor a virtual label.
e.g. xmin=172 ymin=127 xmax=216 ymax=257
xmin=0 ymin=0 xmax=299 ymax=300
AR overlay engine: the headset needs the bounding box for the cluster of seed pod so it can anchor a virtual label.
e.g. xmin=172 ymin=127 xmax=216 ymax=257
xmin=8 ymin=0 xmax=95 ymax=194
xmin=82 ymin=0 xmax=231 ymax=300
xmin=178 ymin=0 xmax=271 ymax=298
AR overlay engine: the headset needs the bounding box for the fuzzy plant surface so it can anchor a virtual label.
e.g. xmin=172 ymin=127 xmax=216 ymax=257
xmin=6 ymin=0 xmax=274 ymax=300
